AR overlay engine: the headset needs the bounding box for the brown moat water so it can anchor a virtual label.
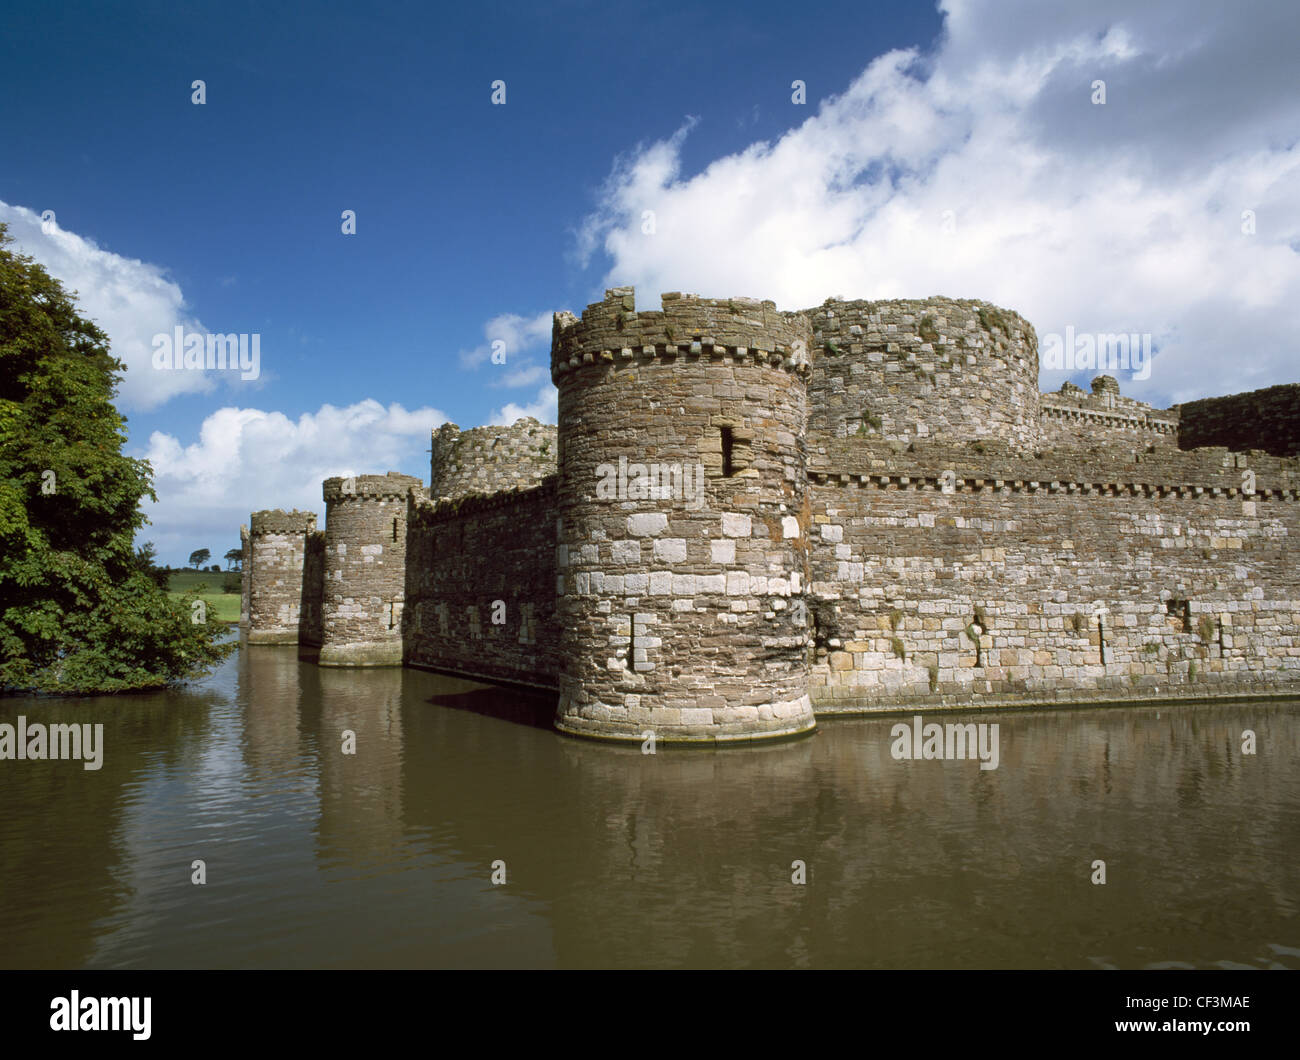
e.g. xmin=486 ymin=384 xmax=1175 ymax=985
xmin=1 ymin=641 xmax=1297 ymax=969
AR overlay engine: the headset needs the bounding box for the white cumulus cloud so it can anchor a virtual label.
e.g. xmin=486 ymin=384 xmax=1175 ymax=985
xmin=136 ymin=399 xmax=447 ymax=564
xmin=573 ymin=0 xmax=1300 ymax=406
xmin=0 ymin=201 xmax=229 ymax=410
xmin=489 ymin=385 xmax=558 ymax=427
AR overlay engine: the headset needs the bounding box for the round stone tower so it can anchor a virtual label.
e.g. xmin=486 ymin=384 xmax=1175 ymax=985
xmin=246 ymin=509 xmax=317 ymax=643
xmin=319 ymin=472 xmax=422 ymax=667
xmin=429 ymin=418 xmax=557 ymax=500
xmin=805 ymin=297 xmax=1040 ymax=448
xmin=550 ymin=287 xmax=816 ymax=743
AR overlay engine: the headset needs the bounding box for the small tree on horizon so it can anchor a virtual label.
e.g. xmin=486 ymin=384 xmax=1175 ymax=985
xmin=188 ymin=548 xmax=211 ymax=570
xmin=224 ymin=547 xmax=242 ymax=570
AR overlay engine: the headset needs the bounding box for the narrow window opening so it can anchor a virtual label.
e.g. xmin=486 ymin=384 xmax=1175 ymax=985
xmin=721 ymin=427 xmax=734 ymax=477
xmin=392 ymin=518 xmax=398 ymax=542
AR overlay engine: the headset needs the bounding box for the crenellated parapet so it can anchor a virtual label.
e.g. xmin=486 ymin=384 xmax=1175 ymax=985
xmin=249 ymin=509 xmax=317 ymax=536
xmin=551 ymin=288 xmax=811 ymax=382
xmin=1039 ymin=376 xmax=1179 ymax=448
xmin=319 ymin=472 xmax=422 ymax=667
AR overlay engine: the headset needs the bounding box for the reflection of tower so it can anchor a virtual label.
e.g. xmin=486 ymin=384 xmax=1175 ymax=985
xmin=247 ymin=509 xmax=317 ymax=643
xmin=551 ymin=287 xmax=816 ymax=743
xmin=319 ymin=473 xmax=422 ymax=667
xmin=237 ymin=644 xmax=307 ymax=777
xmin=309 ymin=665 xmax=406 ymax=865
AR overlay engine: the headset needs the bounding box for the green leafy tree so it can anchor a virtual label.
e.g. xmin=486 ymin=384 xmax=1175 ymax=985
xmin=188 ymin=548 xmax=211 ymax=570
xmin=224 ymin=547 xmax=242 ymax=570
xmin=0 ymin=223 xmax=235 ymax=694
xmin=134 ymin=541 xmax=172 ymax=592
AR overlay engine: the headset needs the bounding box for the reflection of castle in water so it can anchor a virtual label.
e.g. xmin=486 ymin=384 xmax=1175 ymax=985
xmin=380 ymin=673 xmax=1300 ymax=968
xmin=239 ymin=287 xmax=1300 ymax=745
xmin=0 ymin=685 xmax=222 ymax=968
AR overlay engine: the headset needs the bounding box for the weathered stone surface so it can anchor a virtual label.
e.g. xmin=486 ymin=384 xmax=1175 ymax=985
xmin=550 ymin=289 xmax=816 ymax=743
xmin=1176 ymin=384 xmax=1300 ymax=458
xmin=806 ymin=298 xmax=1040 ymax=449
xmin=429 ymin=418 xmax=557 ymax=499
xmin=404 ymin=480 xmax=558 ymax=688
xmin=242 ymin=285 xmax=1300 ymax=739
xmin=246 ymin=509 xmax=316 ymax=644
xmin=318 ymin=473 xmax=421 ymax=667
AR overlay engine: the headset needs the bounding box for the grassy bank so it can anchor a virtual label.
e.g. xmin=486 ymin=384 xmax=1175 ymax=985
xmin=167 ymin=570 xmax=241 ymax=624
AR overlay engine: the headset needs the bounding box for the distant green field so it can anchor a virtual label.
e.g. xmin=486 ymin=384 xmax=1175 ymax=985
xmin=167 ymin=570 xmax=241 ymax=624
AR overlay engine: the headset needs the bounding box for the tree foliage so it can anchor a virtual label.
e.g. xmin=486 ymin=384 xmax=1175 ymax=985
xmin=0 ymin=223 xmax=235 ymax=694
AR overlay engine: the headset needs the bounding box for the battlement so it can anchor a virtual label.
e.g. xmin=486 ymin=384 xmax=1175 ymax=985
xmin=551 ymin=287 xmax=811 ymax=381
xmin=429 ymin=419 xmax=557 ymax=500
xmin=249 ymin=509 xmax=317 ymax=535
xmin=808 ymin=437 xmax=1298 ymax=498
xmin=1039 ymin=376 xmax=1179 ymax=447
xmin=322 ymin=472 xmax=422 ymax=503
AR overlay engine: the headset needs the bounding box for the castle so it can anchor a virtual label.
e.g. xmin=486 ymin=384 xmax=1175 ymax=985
xmin=239 ymin=287 xmax=1300 ymax=743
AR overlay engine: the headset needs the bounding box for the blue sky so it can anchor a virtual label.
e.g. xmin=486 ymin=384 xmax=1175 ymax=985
xmin=2 ymin=0 xmax=1297 ymax=564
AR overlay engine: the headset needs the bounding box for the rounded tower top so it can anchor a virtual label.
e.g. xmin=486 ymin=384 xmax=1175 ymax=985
xmin=805 ymin=296 xmax=1040 ymax=448
xmin=551 ymin=287 xmax=811 ymax=382
xmin=322 ymin=471 xmax=422 ymax=503
xmin=249 ymin=509 xmax=317 ymax=535
xmin=429 ymin=418 xmax=556 ymax=499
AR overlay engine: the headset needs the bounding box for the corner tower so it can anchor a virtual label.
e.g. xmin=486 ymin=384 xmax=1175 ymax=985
xmin=246 ymin=509 xmax=317 ymax=643
xmin=319 ymin=472 xmax=422 ymax=667
xmin=551 ymin=287 xmax=816 ymax=743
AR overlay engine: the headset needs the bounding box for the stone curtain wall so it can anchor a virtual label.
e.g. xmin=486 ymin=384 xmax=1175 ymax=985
xmin=404 ymin=480 xmax=559 ymax=687
xmin=1039 ymin=377 xmax=1180 ymax=450
xmin=805 ymin=298 xmax=1040 ymax=448
xmin=246 ymin=509 xmax=317 ymax=643
xmin=806 ymin=439 xmax=1300 ymax=710
xmin=429 ymin=418 xmax=558 ymax=499
xmin=1177 ymin=384 xmax=1300 ymax=458
xmin=319 ymin=472 xmax=422 ymax=666
xmin=550 ymin=288 xmax=816 ymax=743
xmin=300 ymin=531 xmax=325 ymax=646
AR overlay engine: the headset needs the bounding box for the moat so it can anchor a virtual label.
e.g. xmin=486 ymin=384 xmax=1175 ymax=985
xmin=2 ymin=643 xmax=1297 ymax=969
